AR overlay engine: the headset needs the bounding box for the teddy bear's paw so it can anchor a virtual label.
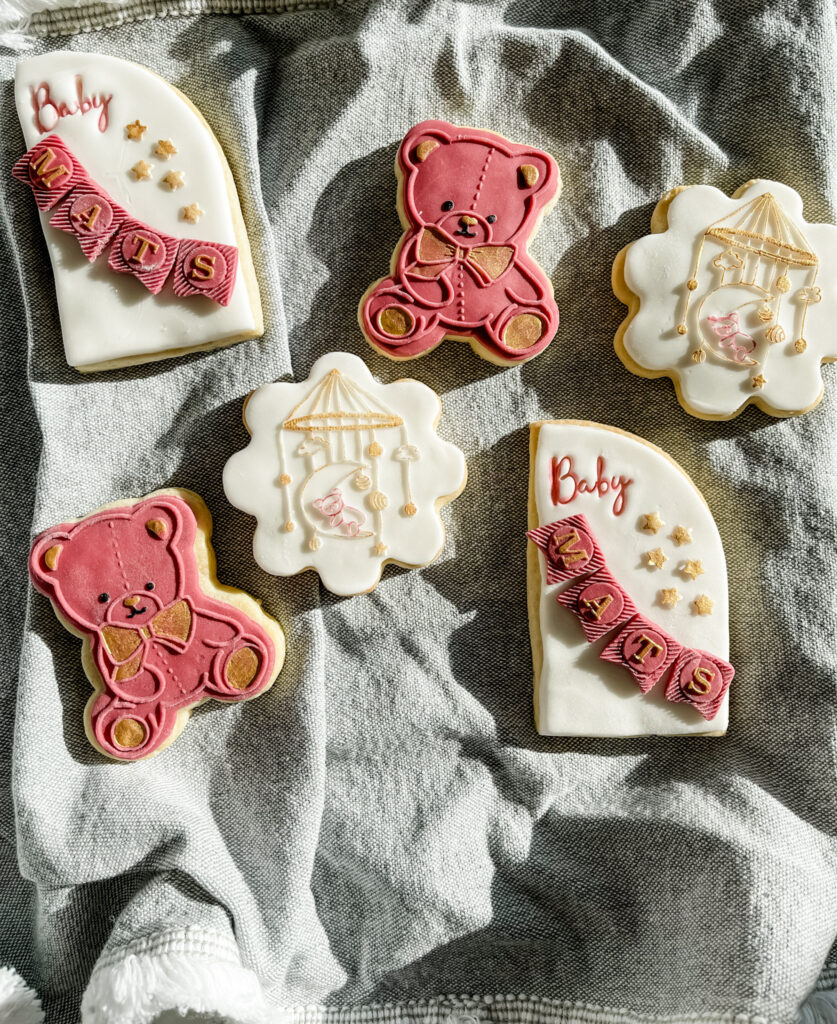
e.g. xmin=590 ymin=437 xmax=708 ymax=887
xmin=91 ymin=697 xmax=174 ymax=761
xmin=503 ymin=312 xmax=547 ymax=351
xmin=488 ymin=300 xmax=559 ymax=361
xmin=362 ymin=286 xmax=446 ymax=356
xmin=223 ymin=644 xmax=263 ymax=692
xmin=378 ymin=305 xmax=415 ymax=338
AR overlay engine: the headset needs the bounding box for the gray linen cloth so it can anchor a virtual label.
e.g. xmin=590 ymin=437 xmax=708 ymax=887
xmin=2 ymin=1 xmax=837 ymax=1022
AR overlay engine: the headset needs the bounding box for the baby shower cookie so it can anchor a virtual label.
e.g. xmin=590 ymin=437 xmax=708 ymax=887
xmin=29 ymin=490 xmax=284 ymax=761
xmin=613 ymin=179 xmax=837 ymax=418
xmin=527 ymin=421 xmax=733 ymax=737
xmin=359 ymin=119 xmax=561 ymax=365
xmin=12 ymin=51 xmax=262 ymax=372
xmin=223 ymin=352 xmax=467 ymax=596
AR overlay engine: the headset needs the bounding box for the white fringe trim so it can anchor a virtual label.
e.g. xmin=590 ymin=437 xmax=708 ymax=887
xmin=798 ymin=990 xmax=837 ymax=1024
xmin=0 ymin=966 xmax=44 ymax=1024
xmin=80 ymin=952 xmax=268 ymax=1024
xmin=0 ymin=0 xmax=133 ymax=46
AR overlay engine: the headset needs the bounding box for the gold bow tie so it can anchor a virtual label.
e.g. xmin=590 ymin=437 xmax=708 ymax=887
xmin=408 ymin=226 xmax=514 ymax=286
xmin=100 ymin=600 xmax=193 ymax=681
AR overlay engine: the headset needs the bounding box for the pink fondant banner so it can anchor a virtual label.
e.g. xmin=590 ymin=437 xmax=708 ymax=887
xmin=12 ymin=135 xmax=238 ymax=307
xmin=528 ymin=512 xmax=734 ymax=720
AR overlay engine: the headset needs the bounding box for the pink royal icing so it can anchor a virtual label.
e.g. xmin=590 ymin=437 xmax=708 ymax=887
xmin=30 ymin=77 xmax=112 ymax=135
xmin=108 ymin=221 xmax=178 ymax=294
xmin=526 ymin=513 xmax=605 ymax=584
xmin=12 ymin=136 xmax=238 ymax=306
xmin=550 ymin=454 xmax=633 ymax=517
xmin=599 ymin=615 xmax=681 ymax=694
xmin=554 ymin=568 xmax=638 ymax=642
xmin=527 ymin=507 xmax=732 ymax=720
xmin=11 ymin=135 xmax=90 ymax=211
xmin=705 ymin=312 xmax=756 ymax=364
xmin=50 ymin=188 xmax=128 ymax=262
xmin=29 ymin=495 xmax=277 ymax=761
xmin=664 ymin=649 xmax=734 ymax=721
xmin=360 ymin=120 xmax=560 ymax=363
xmin=171 ymin=240 xmax=238 ymax=306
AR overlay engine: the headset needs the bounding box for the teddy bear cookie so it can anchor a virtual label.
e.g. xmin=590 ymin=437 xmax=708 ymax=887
xmin=29 ymin=490 xmax=284 ymax=761
xmin=12 ymin=51 xmax=262 ymax=372
xmin=359 ymin=119 xmax=561 ymax=365
xmin=613 ymin=179 xmax=837 ymax=418
xmin=527 ymin=421 xmax=733 ymax=737
xmin=223 ymin=352 xmax=467 ymax=596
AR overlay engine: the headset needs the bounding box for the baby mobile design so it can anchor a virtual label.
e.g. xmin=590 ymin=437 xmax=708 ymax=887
xmin=276 ymin=369 xmax=422 ymax=556
xmin=678 ymin=191 xmax=821 ymax=388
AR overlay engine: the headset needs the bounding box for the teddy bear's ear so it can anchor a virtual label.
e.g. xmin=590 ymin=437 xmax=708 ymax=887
xmin=131 ymin=495 xmax=189 ymax=546
xmin=515 ymin=152 xmax=556 ymax=196
xmin=29 ymin=527 xmax=72 ymax=597
xmin=400 ymin=121 xmax=453 ymax=171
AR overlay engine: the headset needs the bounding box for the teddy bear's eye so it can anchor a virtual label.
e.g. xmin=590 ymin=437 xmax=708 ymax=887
xmin=441 ymin=200 xmax=454 ymax=211
xmin=487 ymin=214 xmax=497 ymax=223
xmin=145 ymin=582 xmax=155 ymax=591
xmin=98 ymin=592 xmax=110 ymax=603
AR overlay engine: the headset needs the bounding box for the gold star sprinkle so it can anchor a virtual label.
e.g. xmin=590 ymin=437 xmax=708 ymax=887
xmin=642 ymin=512 xmax=664 ymax=534
xmin=125 ymin=119 xmax=147 ymax=141
xmin=659 ymin=588 xmax=682 ymax=609
xmin=374 ymin=542 xmax=388 ymax=556
xmin=163 ymin=170 xmax=185 ymax=191
xmin=681 ymin=559 xmax=705 ymax=580
xmin=181 ymin=202 xmax=204 ymax=224
xmin=693 ymin=594 xmax=714 ymax=616
xmin=645 ymin=548 xmax=668 ymax=571
xmin=752 ymin=374 xmax=767 ymax=389
xmin=671 ymin=525 xmax=692 ymax=546
xmin=155 ymin=138 xmax=178 ymax=159
xmin=131 ymin=160 xmax=153 ymax=181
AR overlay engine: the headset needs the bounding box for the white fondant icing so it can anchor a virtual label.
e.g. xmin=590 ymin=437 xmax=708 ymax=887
xmin=621 ymin=180 xmax=837 ymax=418
xmin=531 ymin=421 xmax=729 ymax=737
xmin=223 ymin=353 xmax=467 ymax=596
xmin=14 ymin=51 xmax=260 ymax=370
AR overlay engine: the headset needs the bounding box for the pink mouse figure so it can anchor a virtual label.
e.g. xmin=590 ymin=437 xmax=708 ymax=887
xmin=29 ymin=492 xmax=280 ymax=761
xmin=312 ymin=488 xmax=366 ymax=536
xmin=359 ymin=120 xmax=561 ymax=364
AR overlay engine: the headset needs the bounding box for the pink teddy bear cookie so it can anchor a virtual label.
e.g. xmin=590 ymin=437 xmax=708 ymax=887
xmin=359 ymin=119 xmax=562 ymax=365
xmin=29 ymin=490 xmax=285 ymax=761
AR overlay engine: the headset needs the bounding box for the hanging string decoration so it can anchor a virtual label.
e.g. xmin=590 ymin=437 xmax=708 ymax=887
xmin=276 ymin=368 xmax=423 ymax=554
xmin=677 ymin=192 xmax=819 ymax=386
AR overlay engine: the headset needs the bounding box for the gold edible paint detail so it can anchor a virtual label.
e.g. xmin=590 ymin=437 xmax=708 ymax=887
xmin=641 ymin=512 xmax=664 ymax=534
xmin=131 ymin=160 xmax=153 ymax=181
xmin=182 ymin=203 xmax=204 ymax=224
xmin=125 ymin=120 xmax=147 ymax=141
xmin=632 ymin=634 xmax=663 ymax=663
xmin=145 ymin=518 xmax=167 ymax=539
xmin=113 ymin=718 xmax=145 ymax=748
xmin=155 ymin=138 xmax=178 ymax=159
xmin=645 ymin=547 xmax=668 ymax=570
xmin=670 ymin=525 xmax=692 ymax=546
xmin=163 ymin=170 xmax=185 ymax=191
xmin=44 ymin=544 xmax=62 ymax=570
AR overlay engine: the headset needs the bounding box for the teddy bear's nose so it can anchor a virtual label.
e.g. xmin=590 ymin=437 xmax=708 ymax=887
xmin=123 ymin=595 xmax=141 ymax=608
xmin=460 ymin=216 xmax=478 ymax=226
